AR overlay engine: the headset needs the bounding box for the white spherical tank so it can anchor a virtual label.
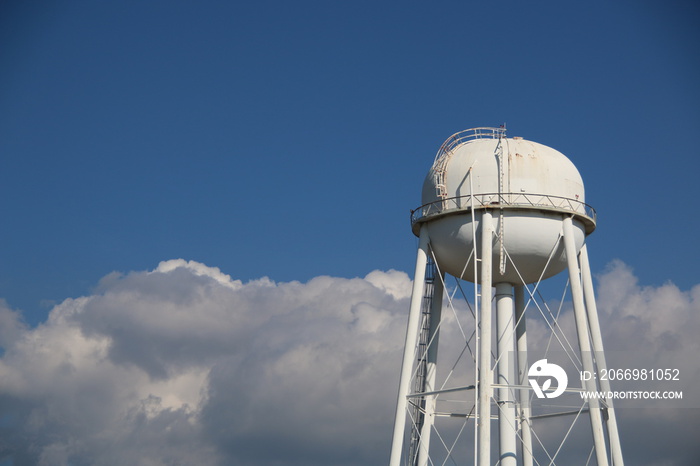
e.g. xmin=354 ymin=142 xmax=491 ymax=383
xmin=411 ymin=127 xmax=596 ymax=284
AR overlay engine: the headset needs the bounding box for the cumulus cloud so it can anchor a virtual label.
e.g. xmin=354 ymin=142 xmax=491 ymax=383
xmin=0 ymin=261 xmax=411 ymax=465
xmin=592 ymin=261 xmax=700 ymax=465
xmin=0 ymin=259 xmax=698 ymax=465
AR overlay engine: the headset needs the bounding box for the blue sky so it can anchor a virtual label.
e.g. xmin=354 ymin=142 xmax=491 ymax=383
xmin=0 ymin=1 xmax=699 ymax=465
xmin=1 ymin=0 xmax=697 ymax=323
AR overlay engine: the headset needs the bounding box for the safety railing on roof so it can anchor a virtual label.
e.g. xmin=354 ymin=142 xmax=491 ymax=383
xmin=433 ymin=127 xmax=507 ymax=162
xmin=411 ymin=192 xmax=597 ymax=226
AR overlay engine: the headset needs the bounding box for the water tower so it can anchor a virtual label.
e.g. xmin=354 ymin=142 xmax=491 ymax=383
xmin=389 ymin=127 xmax=623 ymax=465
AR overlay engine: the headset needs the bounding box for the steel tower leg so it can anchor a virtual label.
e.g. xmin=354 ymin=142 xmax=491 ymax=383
xmin=478 ymin=210 xmax=494 ymax=466
xmin=496 ymin=282 xmax=517 ymax=466
xmin=562 ymin=217 xmax=610 ymax=466
xmin=580 ymin=245 xmax=624 ymax=465
xmin=416 ymin=271 xmax=445 ymax=466
xmin=390 ymin=227 xmax=430 ymax=466
xmin=514 ymin=285 xmax=533 ymax=466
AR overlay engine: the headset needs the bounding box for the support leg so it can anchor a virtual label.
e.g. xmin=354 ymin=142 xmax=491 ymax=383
xmin=390 ymin=227 xmax=431 ymax=466
xmin=580 ymin=245 xmax=624 ymax=465
xmin=478 ymin=211 xmax=494 ymax=466
xmin=562 ymin=217 xmax=609 ymax=466
xmin=514 ymin=285 xmax=533 ymax=466
xmin=496 ymin=282 xmax=517 ymax=466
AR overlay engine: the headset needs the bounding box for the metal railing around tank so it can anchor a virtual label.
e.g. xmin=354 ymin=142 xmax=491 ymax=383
xmin=433 ymin=127 xmax=507 ymax=162
xmin=410 ymin=192 xmax=597 ymax=226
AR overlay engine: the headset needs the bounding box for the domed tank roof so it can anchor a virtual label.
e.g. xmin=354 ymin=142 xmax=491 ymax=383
xmin=412 ymin=128 xmax=596 ymax=236
xmin=411 ymin=127 xmax=596 ymax=285
xmin=423 ymin=136 xmax=584 ymax=206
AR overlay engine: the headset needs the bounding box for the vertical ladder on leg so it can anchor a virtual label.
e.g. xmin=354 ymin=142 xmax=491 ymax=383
xmin=407 ymin=256 xmax=437 ymax=466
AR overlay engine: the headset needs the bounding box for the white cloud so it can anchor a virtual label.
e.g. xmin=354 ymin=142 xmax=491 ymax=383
xmin=596 ymin=259 xmax=700 ymax=351
xmin=0 ymin=260 xmax=410 ymax=465
xmin=0 ymin=259 xmax=698 ymax=465
xmin=0 ymin=300 xmax=27 ymax=349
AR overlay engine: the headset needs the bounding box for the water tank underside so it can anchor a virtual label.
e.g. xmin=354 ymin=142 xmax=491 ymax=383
xmin=423 ymin=209 xmax=586 ymax=284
